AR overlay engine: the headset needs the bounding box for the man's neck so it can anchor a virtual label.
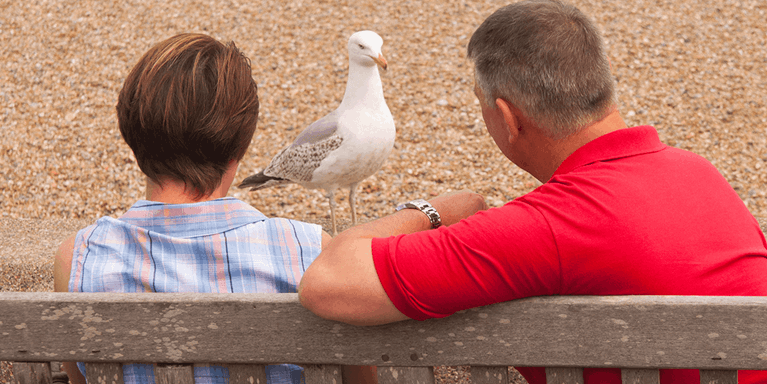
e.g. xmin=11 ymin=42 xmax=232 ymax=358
xmin=531 ymin=108 xmax=627 ymax=182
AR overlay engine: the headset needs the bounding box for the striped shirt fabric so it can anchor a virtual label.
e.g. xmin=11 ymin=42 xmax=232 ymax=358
xmin=69 ymin=197 xmax=322 ymax=384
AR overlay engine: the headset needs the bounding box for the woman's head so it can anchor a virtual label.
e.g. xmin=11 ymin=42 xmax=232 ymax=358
xmin=117 ymin=33 xmax=259 ymax=198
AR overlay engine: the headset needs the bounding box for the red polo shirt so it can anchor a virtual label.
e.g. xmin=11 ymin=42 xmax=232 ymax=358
xmin=372 ymin=126 xmax=767 ymax=384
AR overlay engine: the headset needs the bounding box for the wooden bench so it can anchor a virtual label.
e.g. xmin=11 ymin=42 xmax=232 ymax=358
xmin=2 ymin=293 xmax=767 ymax=384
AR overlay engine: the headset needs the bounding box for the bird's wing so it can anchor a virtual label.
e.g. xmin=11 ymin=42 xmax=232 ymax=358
xmin=291 ymin=109 xmax=340 ymax=146
xmin=260 ymin=109 xmax=343 ymax=183
xmin=263 ymin=133 xmax=344 ymax=182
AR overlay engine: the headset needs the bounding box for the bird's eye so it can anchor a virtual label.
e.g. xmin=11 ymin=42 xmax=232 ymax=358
xmin=358 ymin=44 xmax=365 ymax=49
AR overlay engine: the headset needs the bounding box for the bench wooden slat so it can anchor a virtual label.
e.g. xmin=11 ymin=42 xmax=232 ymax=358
xmin=3 ymin=293 xmax=767 ymax=373
xmin=377 ymin=366 xmax=434 ymax=384
xmin=471 ymin=366 xmax=508 ymax=384
xmin=621 ymin=368 xmax=659 ymax=384
xmin=545 ymin=367 xmax=584 ymax=384
xmin=12 ymin=362 xmax=52 ymax=384
xmin=302 ymin=364 xmax=342 ymax=384
xmin=84 ymin=362 xmax=123 ymax=384
xmin=224 ymin=363 xmax=267 ymax=384
xmin=700 ymin=369 xmax=738 ymax=384
xmin=155 ymin=364 xmax=194 ymax=384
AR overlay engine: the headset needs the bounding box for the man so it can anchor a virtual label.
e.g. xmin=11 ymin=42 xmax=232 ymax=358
xmin=298 ymin=1 xmax=767 ymax=383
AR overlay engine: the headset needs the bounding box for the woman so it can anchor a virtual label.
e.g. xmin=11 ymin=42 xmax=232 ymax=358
xmin=54 ymin=33 xmax=373 ymax=384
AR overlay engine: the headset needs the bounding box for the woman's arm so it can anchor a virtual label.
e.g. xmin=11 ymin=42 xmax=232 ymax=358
xmin=54 ymin=234 xmax=87 ymax=384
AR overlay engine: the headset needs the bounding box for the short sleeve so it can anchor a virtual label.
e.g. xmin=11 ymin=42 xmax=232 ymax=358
xmin=372 ymin=201 xmax=561 ymax=320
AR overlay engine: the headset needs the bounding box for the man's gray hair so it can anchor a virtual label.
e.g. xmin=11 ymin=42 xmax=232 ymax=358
xmin=467 ymin=0 xmax=615 ymax=139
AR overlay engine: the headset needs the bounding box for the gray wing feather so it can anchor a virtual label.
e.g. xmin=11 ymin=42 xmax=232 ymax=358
xmin=262 ymin=134 xmax=344 ymax=182
xmin=291 ymin=109 xmax=340 ymax=146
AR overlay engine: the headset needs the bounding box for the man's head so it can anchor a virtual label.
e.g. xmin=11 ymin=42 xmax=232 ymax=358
xmin=467 ymin=0 xmax=614 ymax=140
xmin=117 ymin=33 xmax=259 ymax=199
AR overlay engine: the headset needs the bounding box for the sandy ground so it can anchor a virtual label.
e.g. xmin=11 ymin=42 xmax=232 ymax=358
xmin=1 ymin=0 xmax=766 ymax=223
xmin=2 ymin=0 xmax=767 ymax=382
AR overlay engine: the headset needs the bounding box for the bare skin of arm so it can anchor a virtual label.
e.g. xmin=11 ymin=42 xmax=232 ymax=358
xmin=53 ymin=234 xmax=87 ymax=384
xmin=315 ymin=228 xmax=379 ymax=382
xmin=299 ymin=191 xmax=488 ymax=326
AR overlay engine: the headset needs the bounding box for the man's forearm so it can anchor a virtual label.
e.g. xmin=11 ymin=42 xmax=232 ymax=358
xmin=336 ymin=207 xmax=433 ymax=239
xmin=299 ymin=191 xmax=487 ymax=325
xmin=340 ymin=191 xmax=488 ymax=239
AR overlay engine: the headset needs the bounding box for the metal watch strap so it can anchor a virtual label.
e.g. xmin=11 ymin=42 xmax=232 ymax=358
xmin=395 ymin=198 xmax=442 ymax=229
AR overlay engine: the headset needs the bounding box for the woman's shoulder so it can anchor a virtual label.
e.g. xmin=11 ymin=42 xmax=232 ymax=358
xmin=53 ymin=232 xmax=78 ymax=292
xmin=52 ymin=216 xmax=115 ymax=292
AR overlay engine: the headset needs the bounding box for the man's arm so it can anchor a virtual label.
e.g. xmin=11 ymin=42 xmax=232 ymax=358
xmin=298 ymin=191 xmax=487 ymax=325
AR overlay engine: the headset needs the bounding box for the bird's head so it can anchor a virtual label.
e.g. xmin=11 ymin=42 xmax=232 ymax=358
xmin=347 ymin=30 xmax=387 ymax=71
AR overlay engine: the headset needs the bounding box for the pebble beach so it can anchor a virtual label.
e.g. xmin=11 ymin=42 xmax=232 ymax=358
xmin=1 ymin=0 xmax=766 ymax=382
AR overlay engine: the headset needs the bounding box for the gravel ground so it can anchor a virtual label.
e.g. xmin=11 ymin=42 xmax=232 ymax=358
xmin=2 ymin=0 xmax=767 ymax=383
xmin=1 ymin=0 xmax=765 ymax=223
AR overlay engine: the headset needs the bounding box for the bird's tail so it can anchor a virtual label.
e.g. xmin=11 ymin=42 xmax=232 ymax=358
xmin=238 ymin=172 xmax=289 ymax=191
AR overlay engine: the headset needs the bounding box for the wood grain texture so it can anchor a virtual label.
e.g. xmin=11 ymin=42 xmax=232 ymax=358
xmin=84 ymin=363 xmax=123 ymax=384
xmin=471 ymin=366 xmax=508 ymax=384
xmin=700 ymin=370 xmax=738 ymax=384
xmin=155 ymin=364 xmax=194 ymax=384
xmin=2 ymin=293 xmax=767 ymax=371
xmin=377 ymin=366 xmax=434 ymax=384
xmin=545 ymin=367 xmax=583 ymax=384
xmin=302 ymin=364 xmax=342 ymax=384
xmin=12 ymin=362 xmax=51 ymax=384
xmin=50 ymin=361 xmax=68 ymax=384
xmin=224 ymin=364 xmax=268 ymax=384
xmin=621 ymin=368 xmax=659 ymax=384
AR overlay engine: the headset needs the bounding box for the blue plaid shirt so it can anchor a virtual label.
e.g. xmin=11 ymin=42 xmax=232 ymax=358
xmin=70 ymin=197 xmax=322 ymax=384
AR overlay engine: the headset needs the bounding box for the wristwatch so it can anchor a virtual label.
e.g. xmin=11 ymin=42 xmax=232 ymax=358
xmin=395 ymin=198 xmax=442 ymax=229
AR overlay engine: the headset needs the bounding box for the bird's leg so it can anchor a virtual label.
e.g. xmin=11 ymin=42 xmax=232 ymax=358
xmin=349 ymin=183 xmax=359 ymax=226
xmin=328 ymin=189 xmax=338 ymax=236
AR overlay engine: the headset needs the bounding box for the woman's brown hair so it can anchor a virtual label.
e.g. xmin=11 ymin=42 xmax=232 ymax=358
xmin=117 ymin=33 xmax=259 ymax=198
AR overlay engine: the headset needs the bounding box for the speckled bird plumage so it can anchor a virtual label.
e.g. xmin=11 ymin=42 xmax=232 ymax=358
xmin=239 ymin=31 xmax=396 ymax=234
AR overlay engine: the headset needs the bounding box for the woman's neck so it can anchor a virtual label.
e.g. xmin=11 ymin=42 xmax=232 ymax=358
xmin=144 ymin=178 xmax=213 ymax=204
xmin=144 ymin=161 xmax=239 ymax=204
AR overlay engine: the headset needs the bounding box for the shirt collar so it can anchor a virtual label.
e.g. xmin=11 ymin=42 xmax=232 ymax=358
xmin=117 ymin=197 xmax=268 ymax=238
xmin=551 ymin=126 xmax=667 ymax=179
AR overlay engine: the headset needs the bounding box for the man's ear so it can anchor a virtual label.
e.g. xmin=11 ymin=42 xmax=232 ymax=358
xmin=495 ymin=98 xmax=520 ymax=144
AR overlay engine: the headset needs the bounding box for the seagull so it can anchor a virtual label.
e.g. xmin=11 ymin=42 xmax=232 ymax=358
xmin=239 ymin=31 xmax=396 ymax=235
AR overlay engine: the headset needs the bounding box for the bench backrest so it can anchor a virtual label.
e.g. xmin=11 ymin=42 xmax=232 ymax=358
xmin=2 ymin=293 xmax=767 ymax=383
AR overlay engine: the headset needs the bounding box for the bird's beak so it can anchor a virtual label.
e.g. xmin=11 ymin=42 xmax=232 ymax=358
xmin=373 ymin=53 xmax=388 ymax=71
